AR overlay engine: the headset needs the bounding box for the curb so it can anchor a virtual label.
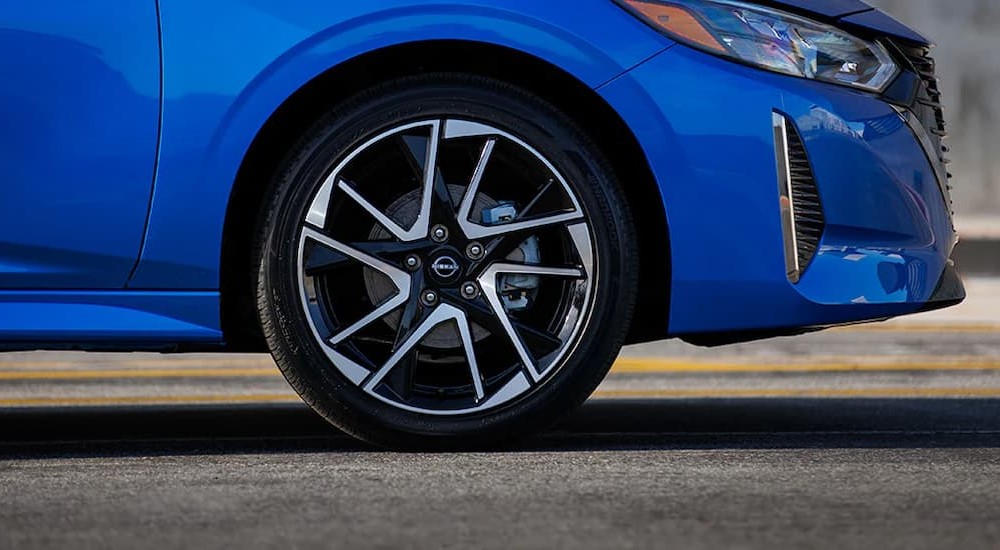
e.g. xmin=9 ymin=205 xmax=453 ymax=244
xmin=954 ymin=238 xmax=1000 ymax=276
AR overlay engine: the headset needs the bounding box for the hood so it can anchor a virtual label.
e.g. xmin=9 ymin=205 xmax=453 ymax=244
xmin=763 ymin=0 xmax=931 ymax=45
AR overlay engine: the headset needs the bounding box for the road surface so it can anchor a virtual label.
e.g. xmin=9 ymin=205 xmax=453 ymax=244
xmin=1 ymin=278 xmax=998 ymax=549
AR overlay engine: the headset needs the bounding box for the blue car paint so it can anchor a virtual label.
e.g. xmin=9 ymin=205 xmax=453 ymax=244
xmin=838 ymin=9 xmax=931 ymax=45
xmin=0 ymin=3 xmax=160 ymax=288
xmin=598 ymin=44 xmax=955 ymax=334
xmin=129 ymin=0 xmax=671 ymax=288
xmin=0 ymin=291 xmax=220 ymax=344
xmin=766 ymin=0 xmax=873 ymax=18
xmin=0 ymin=0 xmax=959 ymax=346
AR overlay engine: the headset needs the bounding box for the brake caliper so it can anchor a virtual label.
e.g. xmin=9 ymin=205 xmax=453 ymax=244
xmin=482 ymin=203 xmax=540 ymax=312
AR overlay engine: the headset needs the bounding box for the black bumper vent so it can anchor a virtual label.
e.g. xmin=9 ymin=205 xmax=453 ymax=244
xmin=773 ymin=113 xmax=825 ymax=283
xmin=895 ymin=42 xmax=955 ymax=220
xmin=902 ymin=45 xmax=948 ymax=147
xmin=786 ymin=120 xmax=825 ymax=274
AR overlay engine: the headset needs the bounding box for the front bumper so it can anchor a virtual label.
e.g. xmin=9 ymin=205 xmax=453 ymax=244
xmin=598 ymin=43 xmax=965 ymax=336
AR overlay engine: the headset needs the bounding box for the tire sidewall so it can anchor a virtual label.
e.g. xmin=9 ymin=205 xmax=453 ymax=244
xmin=258 ymin=75 xmax=636 ymax=446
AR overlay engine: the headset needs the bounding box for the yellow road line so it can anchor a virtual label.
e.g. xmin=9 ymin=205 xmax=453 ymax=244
xmin=612 ymin=358 xmax=1000 ymax=374
xmin=0 ymin=357 xmax=276 ymax=370
xmin=0 ymin=394 xmax=299 ymax=407
xmin=592 ymin=387 xmax=1000 ymax=399
xmin=0 ymin=357 xmax=998 ymax=380
xmin=0 ymin=367 xmax=281 ymax=380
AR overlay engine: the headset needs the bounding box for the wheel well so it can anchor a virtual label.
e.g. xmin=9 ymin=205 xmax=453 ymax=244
xmin=221 ymin=40 xmax=670 ymax=351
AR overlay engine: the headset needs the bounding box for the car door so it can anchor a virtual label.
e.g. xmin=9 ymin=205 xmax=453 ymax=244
xmin=0 ymin=2 xmax=159 ymax=288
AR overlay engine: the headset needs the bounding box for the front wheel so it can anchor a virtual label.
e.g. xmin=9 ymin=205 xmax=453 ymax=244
xmin=256 ymin=74 xmax=638 ymax=448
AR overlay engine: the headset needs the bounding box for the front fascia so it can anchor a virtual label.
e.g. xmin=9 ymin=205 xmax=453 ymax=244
xmin=598 ymin=45 xmax=955 ymax=335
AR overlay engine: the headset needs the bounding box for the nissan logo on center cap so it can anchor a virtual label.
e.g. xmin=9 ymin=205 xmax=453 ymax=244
xmin=431 ymin=256 xmax=460 ymax=279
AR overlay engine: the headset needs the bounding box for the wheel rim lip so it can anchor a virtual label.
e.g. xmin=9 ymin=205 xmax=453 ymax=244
xmin=295 ymin=117 xmax=597 ymax=416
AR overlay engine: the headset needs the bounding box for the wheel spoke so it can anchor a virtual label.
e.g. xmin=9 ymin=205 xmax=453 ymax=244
xmin=451 ymin=292 xmax=563 ymax=356
xmin=474 ymin=267 xmax=542 ymax=381
xmin=385 ymin=350 xmax=418 ymax=399
xmin=329 ymin=295 xmax=407 ymax=346
xmin=305 ymin=179 xmax=335 ymax=229
xmin=488 ymin=262 xmax=584 ymax=279
xmin=336 ymin=121 xmax=441 ymax=242
xmin=475 ymin=231 xmax=533 ymax=270
xmin=413 ymin=120 xmax=442 ymax=238
xmin=364 ymin=304 xmax=479 ymax=394
xmin=468 ymin=228 xmax=572 ymax=280
xmin=308 ymin=239 xmax=434 ymax=275
xmin=469 ymin=210 xmax=584 ymax=240
xmin=301 ymin=227 xmax=411 ymax=345
xmin=302 ymin=228 xmax=408 ymax=281
xmin=456 ymin=138 xmax=497 ymax=230
xmin=515 ymin=178 xmax=555 ymax=221
xmin=392 ymin=272 xmax=428 ymax=353
xmin=398 ymin=125 xmax=456 ymax=229
xmin=430 ymin=162 xmax=458 ymax=226
xmin=470 ymin=261 xmax=584 ymax=381
xmin=398 ymin=134 xmax=429 ymax=182
xmin=456 ymin=313 xmax=485 ymax=401
xmin=353 ymin=240 xmax=433 ymax=265
xmin=303 ymin=243 xmax=353 ymax=276
xmin=337 ymin=179 xmax=412 ymax=241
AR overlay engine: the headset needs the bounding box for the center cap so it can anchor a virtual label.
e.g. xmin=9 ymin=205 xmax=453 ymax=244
xmin=430 ymin=255 xmax=462 ymax=281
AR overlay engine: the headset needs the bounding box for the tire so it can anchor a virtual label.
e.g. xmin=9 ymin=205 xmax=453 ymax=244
xmin=256 ymin=73 xmax=638 ymax=449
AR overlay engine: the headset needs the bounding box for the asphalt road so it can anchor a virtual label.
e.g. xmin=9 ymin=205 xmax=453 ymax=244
xmin=1 ymin=278 xmax=999 ymax=549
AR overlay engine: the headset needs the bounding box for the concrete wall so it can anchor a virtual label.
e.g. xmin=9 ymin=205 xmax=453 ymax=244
xmin=866 ymin=0 xmax=1000 ymax=220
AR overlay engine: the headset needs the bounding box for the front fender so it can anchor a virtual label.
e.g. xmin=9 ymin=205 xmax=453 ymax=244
xmin=129 ymin=0 xmax=669 ymax=288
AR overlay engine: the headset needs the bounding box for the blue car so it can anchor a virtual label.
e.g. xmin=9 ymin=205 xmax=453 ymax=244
xmin=1 ymin=0 xmax=963 ymax=446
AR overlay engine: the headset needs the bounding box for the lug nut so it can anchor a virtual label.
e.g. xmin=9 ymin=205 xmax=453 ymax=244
xmin=421 ymin=289 xmax=439 ymax=306
xmin=461 ymin=282 xmax=480 ymax=300
xmin=405 ymin=255 xmax=421 ymax=270
xmin=431 ymin=225 xmax=449 ymax=243
xmin=466 ymin=242 xmax=484 ymax=260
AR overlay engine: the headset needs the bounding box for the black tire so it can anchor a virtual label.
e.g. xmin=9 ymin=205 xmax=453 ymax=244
xmin=256 ymin=73 xmax=638 ymax=449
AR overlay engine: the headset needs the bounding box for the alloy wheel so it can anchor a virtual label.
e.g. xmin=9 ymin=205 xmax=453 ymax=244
xmin=296 ymin=119 xmax=596 ymax=415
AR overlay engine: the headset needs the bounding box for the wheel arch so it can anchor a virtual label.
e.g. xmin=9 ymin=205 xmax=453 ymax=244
xmin=220 ymin=40 xmax=671 ymax=350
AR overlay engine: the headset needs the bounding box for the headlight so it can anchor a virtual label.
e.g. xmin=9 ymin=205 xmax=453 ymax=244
xmin=616 ymin=0 xmax=899 ymax=92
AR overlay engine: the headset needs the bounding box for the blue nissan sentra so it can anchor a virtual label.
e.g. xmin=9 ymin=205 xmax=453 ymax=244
xmin=0 ymin=0 xmax=963 ymax=447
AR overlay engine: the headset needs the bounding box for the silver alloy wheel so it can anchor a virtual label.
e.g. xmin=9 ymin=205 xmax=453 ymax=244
xmin=297 ymin=119 xmax=596 ymax=415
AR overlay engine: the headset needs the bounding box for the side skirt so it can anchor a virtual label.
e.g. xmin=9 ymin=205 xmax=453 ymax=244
xmin=0 ymin=291 xmax=223 ymax=352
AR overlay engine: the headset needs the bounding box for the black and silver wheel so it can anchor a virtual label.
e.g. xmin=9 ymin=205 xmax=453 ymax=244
xmin=257 ymin=75 xmax=637 ymax=448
